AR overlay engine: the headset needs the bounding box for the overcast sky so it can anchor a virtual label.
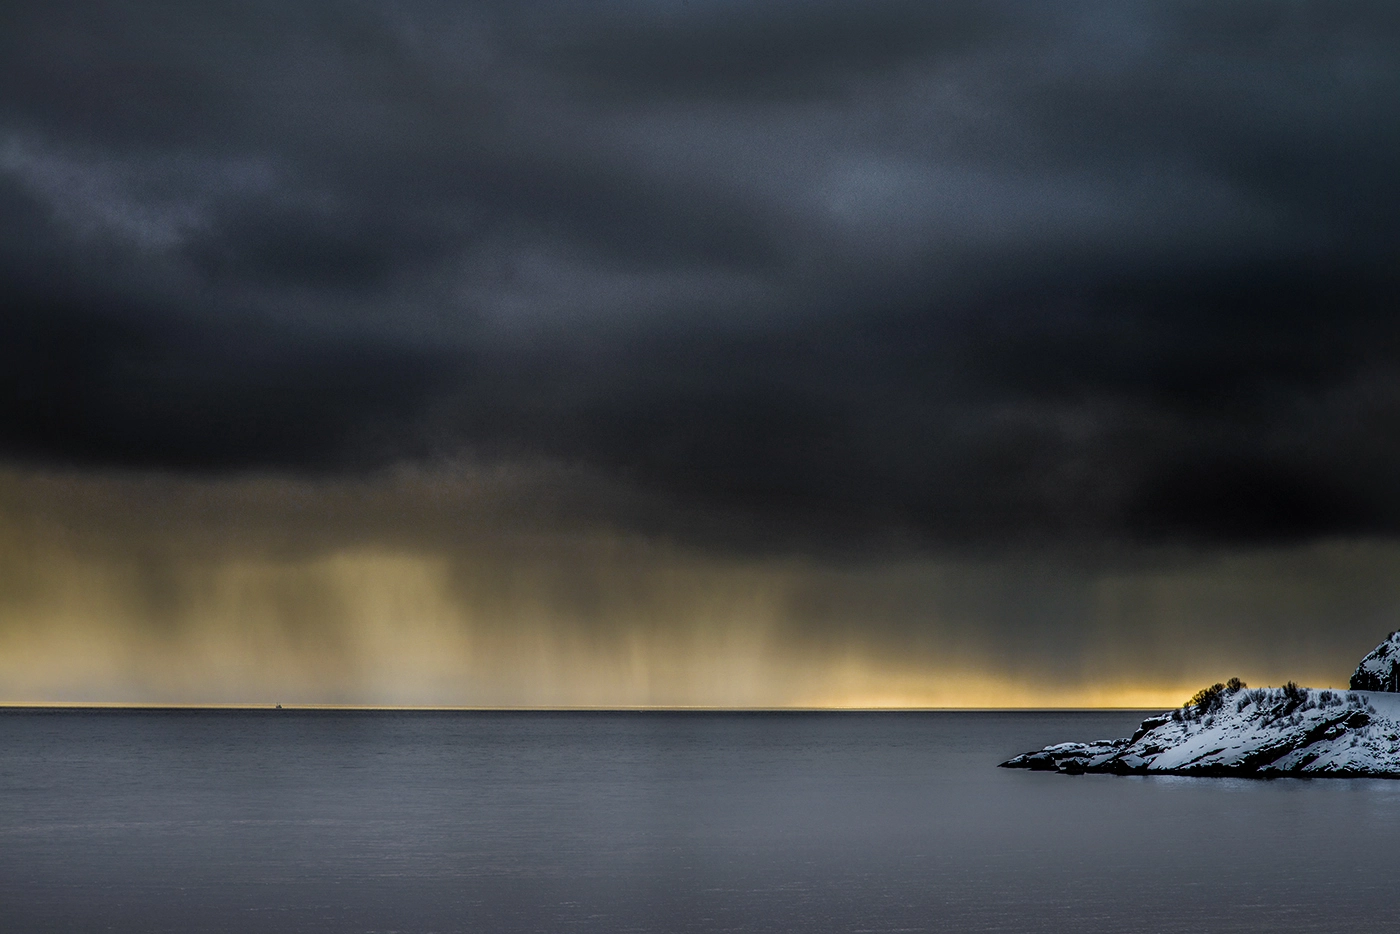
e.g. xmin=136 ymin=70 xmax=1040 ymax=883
xmin=3 ymin=2 xmax=1399 ymax=704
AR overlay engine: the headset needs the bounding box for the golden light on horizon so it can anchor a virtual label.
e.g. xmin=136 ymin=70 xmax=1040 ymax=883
xmin=0 ymin=467 xmax=1393 ymax=709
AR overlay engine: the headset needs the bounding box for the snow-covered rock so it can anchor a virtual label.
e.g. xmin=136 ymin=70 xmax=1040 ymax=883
xmin=1351 ymin=630 xmax=1400 ymax=693
xmin=1002 ymin=685 xmax=1400 ymax=778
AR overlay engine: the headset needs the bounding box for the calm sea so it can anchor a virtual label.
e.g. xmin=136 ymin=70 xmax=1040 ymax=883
xmin=2 ymin=709 xmax=1397 ymax=933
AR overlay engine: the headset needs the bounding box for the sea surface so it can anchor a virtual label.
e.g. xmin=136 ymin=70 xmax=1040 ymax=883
xmin=2 ymin=709 xmax=1398 ymax=933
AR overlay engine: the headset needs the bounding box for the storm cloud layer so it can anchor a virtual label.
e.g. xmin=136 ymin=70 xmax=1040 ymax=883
xmin=4 ymin=0 xmax=1400 ymax=554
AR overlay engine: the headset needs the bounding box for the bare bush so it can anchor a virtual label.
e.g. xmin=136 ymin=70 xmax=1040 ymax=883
xmin=1188 ymin=682 xmax=1227 ymax=713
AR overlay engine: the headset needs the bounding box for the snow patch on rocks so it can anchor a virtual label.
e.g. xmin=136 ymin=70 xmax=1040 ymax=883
xmin=1351 ymin=630 xmax=1400 ymax=693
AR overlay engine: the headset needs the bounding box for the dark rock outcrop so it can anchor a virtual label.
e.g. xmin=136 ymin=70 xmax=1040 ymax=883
xmin=1351 ymin=630 xmax=1400 ymax=692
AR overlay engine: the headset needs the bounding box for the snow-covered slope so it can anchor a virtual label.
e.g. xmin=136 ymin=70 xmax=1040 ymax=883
xmin=1351 ymin=630 xmax=1400 ymax=692
xmin=1002 ymin=685 xmax=1400 ymax=778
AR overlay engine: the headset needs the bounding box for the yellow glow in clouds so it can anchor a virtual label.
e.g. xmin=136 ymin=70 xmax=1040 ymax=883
xmin=0 ymin=467 xmax=1390 ymax=706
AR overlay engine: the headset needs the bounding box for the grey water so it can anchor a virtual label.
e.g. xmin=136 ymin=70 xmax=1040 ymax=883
xmin=2 ymin=710 xmax=1398 ymax=933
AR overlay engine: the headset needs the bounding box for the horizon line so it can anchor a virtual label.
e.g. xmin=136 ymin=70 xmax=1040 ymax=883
xmin=0 ymin=702 xmax=1171 ymax=712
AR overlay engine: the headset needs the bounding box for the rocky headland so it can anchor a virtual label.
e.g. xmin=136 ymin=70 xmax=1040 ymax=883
xmin=1002 ymin=632 xmax=1400 ymax=778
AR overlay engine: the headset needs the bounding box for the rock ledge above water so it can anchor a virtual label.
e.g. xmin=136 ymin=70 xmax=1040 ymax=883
xmin=1003 ymin=634 xmax=1400 ymax=778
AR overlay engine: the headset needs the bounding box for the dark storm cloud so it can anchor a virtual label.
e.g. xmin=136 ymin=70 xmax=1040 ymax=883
xmin=512 ymin=1 xmax=1015 ymax=100
xmin=4 ymin=0 xmax=1400 ymax=548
